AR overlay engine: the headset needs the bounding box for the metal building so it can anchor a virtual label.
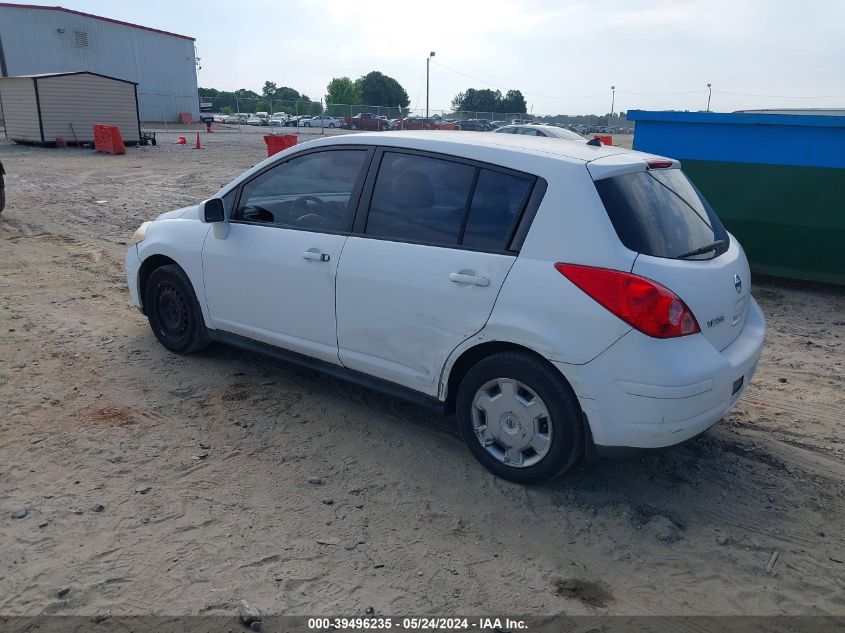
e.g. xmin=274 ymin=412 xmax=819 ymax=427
xmin=0 ymin=72 xmax=141 ymax=144
xmin=0 ymin=3 xmax=198 ymax=122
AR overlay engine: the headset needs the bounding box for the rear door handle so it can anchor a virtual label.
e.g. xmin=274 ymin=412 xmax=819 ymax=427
xmin=449 ymin=272 xmax=490 ymax=287
xmin=302 ymin=250 xmax=330 ymax=262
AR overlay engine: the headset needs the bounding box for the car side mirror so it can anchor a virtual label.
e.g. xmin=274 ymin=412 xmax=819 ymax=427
xmin=201 ymin=198 xmax=225 ymax=223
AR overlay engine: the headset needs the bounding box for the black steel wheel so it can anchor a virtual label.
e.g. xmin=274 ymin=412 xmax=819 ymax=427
xmin=144 ymin=265 xmax=210 ymax=354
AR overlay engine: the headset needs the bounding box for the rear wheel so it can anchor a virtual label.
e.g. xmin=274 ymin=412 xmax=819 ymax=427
xmin=456 ymin=352 xmax=582 ymax=483
xmin=144 ymin=265 xmax=210 ymax=354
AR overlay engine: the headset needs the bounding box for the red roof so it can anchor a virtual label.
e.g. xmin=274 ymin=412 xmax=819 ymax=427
xmin=0 ymin=3 xmax=195 ymax=41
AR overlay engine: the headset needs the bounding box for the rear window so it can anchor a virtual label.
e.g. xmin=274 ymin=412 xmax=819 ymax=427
xmin=594 ymin=169 xmax=728 ymax=259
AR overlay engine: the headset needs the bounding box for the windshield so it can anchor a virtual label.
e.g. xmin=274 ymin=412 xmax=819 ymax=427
xmin=594 ymin=168 xmax=729 ymax=260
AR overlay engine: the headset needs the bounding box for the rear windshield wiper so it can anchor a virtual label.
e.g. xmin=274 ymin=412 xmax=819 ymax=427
xmin=676 ymin=239 xmax=725 ymax=259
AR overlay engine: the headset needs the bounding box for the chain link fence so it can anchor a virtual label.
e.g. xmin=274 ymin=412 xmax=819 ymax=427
xmin=146 ymin=94 xmax=633 ymax=133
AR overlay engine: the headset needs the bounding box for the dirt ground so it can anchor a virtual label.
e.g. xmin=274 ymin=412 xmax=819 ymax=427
xmin=0 ymin=127 xmax=843 ymax=618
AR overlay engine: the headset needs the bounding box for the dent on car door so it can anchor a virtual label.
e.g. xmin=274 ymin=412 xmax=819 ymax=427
xmin=201 ymin=147 xmax=371 ymax=363
xmin=335 ymin=149 xmax=537 ymax=395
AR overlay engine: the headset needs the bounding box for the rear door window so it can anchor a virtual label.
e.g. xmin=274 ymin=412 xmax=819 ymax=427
xmin=594 ymin=168 xmax=729 ymax=259
xmin=462 ymin=170 xmax=533 ymax=250
xmin=365 ymin=152 xmax=474 ymax=245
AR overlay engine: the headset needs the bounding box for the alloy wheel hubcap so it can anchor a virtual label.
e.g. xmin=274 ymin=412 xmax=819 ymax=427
xmin=471 ymin=378 xmax=552 ymax=468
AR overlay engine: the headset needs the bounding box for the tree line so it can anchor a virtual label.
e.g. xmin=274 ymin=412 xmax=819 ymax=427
xmin=199 ymin=71 xmax=618 ymax=120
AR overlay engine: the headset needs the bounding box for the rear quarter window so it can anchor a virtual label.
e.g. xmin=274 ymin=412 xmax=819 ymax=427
xmin=594 ymin=168 xmax=728 ymax=259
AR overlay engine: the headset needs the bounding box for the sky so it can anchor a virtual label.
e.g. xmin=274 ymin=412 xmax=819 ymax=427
xmin=15 ymin=0 xmax=845 ymax=115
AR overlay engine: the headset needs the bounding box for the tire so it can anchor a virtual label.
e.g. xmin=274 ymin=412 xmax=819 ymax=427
xmin=328 ymin=123 xmax=335 ymax=128
xmin=144 ymin=264 xmax=210 ymax=354
xmin=456 ymin=351 xmax=583 ymax=484
xmin=305 ymin=122 xmax=311 ymax=127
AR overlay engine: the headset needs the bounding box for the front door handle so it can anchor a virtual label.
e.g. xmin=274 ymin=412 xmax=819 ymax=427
xmin=449 ymin=272 xmax=490 ymax=287
xmin=302 ymin=250 xmax=330 ymax=262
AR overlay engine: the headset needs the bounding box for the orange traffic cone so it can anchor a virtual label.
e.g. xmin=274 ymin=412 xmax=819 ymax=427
xmin=194 ymin=133 xmax=202 ymax=150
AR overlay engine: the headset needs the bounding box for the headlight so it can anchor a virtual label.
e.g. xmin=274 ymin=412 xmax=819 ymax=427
xmin=130 ymin=221 xmax=152 ymax=245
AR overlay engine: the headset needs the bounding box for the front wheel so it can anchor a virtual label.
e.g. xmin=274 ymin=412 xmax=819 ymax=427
xmin=456 ymin=351 xmax=583 ymax=483
xmin=144 ymin=264 xmax=210 ymax=354
xmin=304 ymin=122 xmax=311 ymax=127
xmin=328 ymin=123 xmax=335 ymax=128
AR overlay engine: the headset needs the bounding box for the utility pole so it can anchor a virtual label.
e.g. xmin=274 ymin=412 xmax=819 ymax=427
xmin=610 ymin=85 xmax=615 ymax=126
xmin=707 ymin=83 xmax=712 ymax=112
xmin=426 ymin=51 xmax=435 ymax=119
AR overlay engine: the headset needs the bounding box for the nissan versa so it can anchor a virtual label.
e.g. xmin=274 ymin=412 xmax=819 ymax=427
xmin=126 ymin=132 xmax=765 ymax=483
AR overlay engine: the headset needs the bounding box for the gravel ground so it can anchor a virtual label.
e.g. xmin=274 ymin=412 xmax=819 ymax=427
xmin=0 ymin=128 xmax=843 ymax=618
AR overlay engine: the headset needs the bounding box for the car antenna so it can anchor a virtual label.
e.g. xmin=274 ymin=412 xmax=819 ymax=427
xmin=586 ymin=137 xmax=603 ymax=147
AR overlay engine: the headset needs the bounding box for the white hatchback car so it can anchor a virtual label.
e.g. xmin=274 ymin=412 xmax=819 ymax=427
xmin=126 ymin=132 xmax=765 ymax=483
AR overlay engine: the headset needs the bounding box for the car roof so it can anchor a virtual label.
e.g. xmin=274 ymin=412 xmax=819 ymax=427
xmin=307 ymin=130 xmax=645 ymax=165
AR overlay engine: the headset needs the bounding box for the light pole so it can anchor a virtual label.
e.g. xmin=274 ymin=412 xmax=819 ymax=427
xmin=706 ymin=83 xmax=712 ymax=112
xmin=610 ymin=85 xmax=615 ymax=126
xmin=426 ymin=51 xmax=435 ymax=119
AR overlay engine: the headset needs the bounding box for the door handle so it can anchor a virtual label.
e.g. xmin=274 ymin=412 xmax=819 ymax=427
xmin=302 ymin=250 xmax=330 ymax=262
xmin=449 ymin=272 xmax=490 ymax=287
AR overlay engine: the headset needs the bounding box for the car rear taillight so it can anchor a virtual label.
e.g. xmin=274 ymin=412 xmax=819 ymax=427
xmin=555 ymin=263 xmax=700 ymax=338
xmin=647 ymin=160 xmax=674 ymax=169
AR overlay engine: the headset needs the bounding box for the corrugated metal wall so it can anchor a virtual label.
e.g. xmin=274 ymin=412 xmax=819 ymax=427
xmin=0 ymin=77 xmax=40 ymax=141
xmin=0 ymin=5 xmax=198 ymax=121
xmin=38 ymin=74 xmax=140 ymax=143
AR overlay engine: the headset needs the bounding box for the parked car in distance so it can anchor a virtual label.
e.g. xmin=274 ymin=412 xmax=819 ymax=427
xmin=398 ymin=117 xmax=438 ymax=130
xmin=255 ymin=112 xmax=270 ymax=122
xmin=456 ymin=119 xmax=488 ymax=131
xmin=268 ymin=113 xmax=289 ymax=127
xmin=222 ymin=114 xmax=241 ymax=124
xmin=126 ymin=131 xmax=765 ymax=484
xmin=246 ymin=116 xmax=263 ymax=126
xmin=495 ymin=124 xmax=583 ymax=140
xmin=302 ymin=115 xmax=342 ymax=128
xmin=435 ymin=119 xmax=460 ymax=130
xmin=490 ymin=120 xmax=509 ymax=129
xmin=511 ymin=118 xmax=532 ymax=124
xmin=341 ymin=112 xmax=389 ymax=130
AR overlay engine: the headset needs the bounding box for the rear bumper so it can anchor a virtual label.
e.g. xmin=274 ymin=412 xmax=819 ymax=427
xmin=555 ymin=297 xmax=766 ymax=449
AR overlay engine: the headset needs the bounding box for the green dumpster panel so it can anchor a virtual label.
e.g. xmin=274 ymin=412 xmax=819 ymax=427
xmin=682 ymin=159 xmax=845 ymax=285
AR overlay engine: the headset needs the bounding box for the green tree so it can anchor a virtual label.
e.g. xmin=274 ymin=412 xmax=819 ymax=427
xmin=262 ymin=81 xmax=277 ymax=100
xmin=306 ymin=101 xmax=323 ymax=116
xmin=220 ymin=105 xmax=233 ymax=114
xmin=326 ymin=77 xmax=363 ymax=106
xmin=501 ymin=89 xmax=527 ymax=114
xmin=359 ymin=71 xmax=409 ymax=108
xmin=451 ymin=88 xmax=502 ymax=113
xmin=234 ymin=88 xmax=260 ymax=100
xmin=256 ymin=99 xmax=271 ymax=113
xmin=451 ymin=88 xmax=527 ymax=115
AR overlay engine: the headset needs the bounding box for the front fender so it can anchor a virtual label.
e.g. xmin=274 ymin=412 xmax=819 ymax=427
xmin=136 ymin=219 xmax=213 ymax=328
